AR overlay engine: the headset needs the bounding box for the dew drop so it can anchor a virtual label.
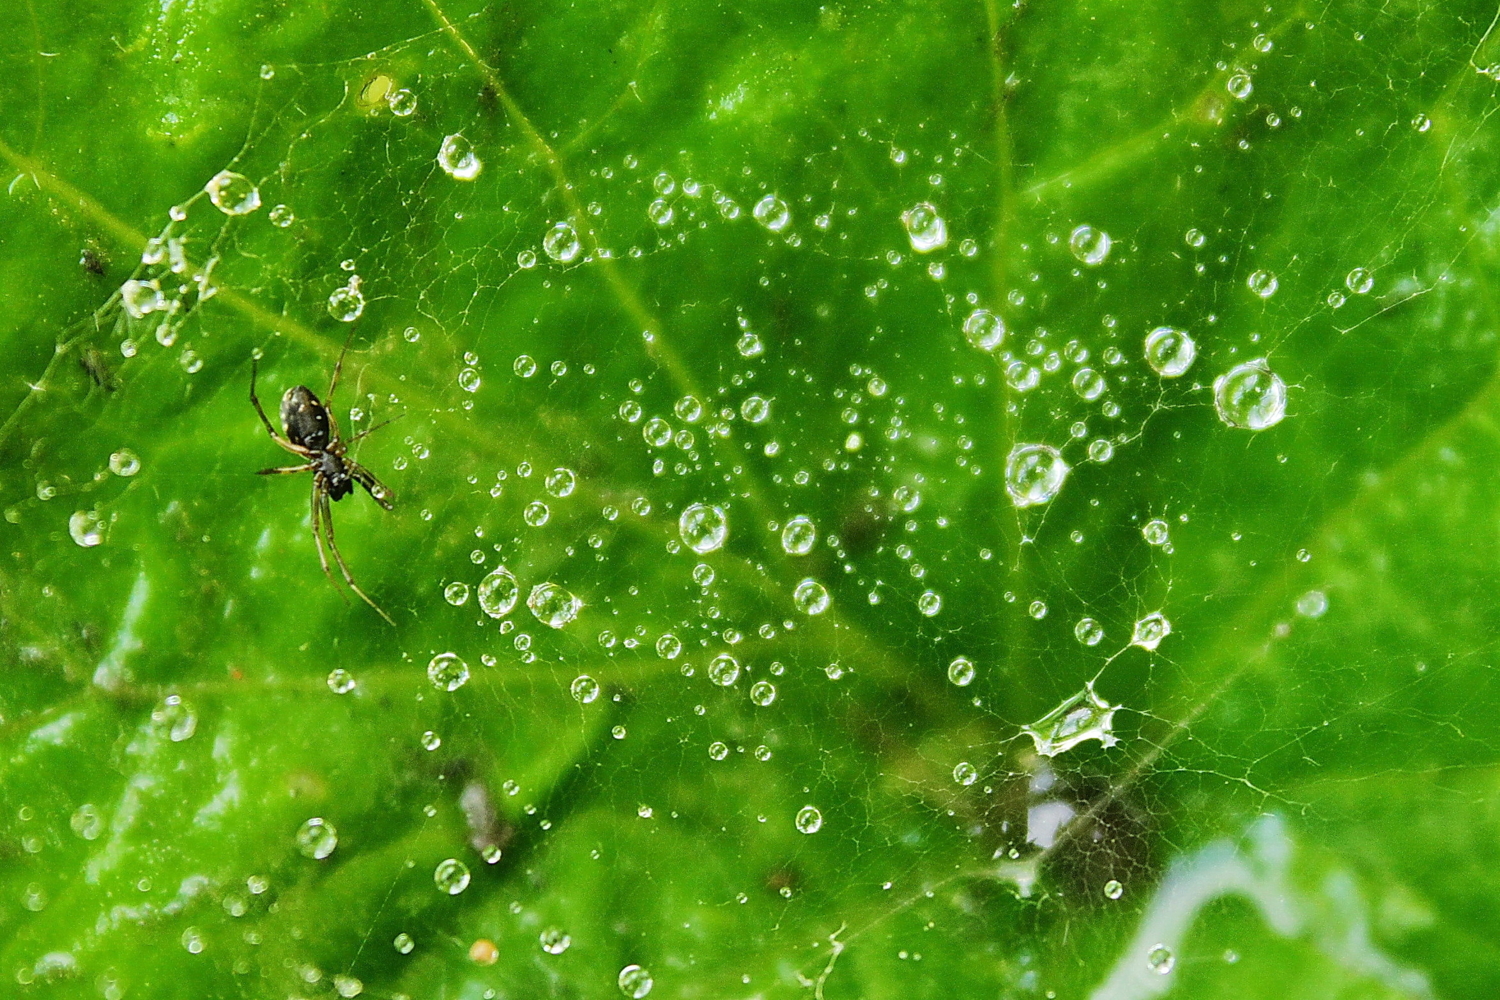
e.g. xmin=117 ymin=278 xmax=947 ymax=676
xmin=656 ymin=633 xmax=682 ymax=659
xmin=296 ymin=817 xmax=338 ymax=859
xmin=478 ymin=567 xmax=519 ymax=617
xmin=795 ymin=805 xmax=823 ymax=834
xmin=781 ymin=515 xmax=816 ymax=555
xmin=1344 ymin=267 xmax=1374 ymax=294
xmin=708 ymin=653 xmax=741 ymax=686
xmin=741 ymin=395 xmax=771 ymax=423
xmin=388 ymin=88 xmax=417 ymax=116
xmin=109 ymin=448 xmax=141 ymax=477
xmin=1068 ymin=225 xmax=1111 ymax=266
xmin=570 ymin=674 xmax=600 ymax=704
xmin=947 ymin=656 xmax=976 ymax=686
xmin=437 ymin=134 xmax=482 ymax=180
xmin=427 ymin=653 xmax=470 ymax=692
xmin=528 ymin=582 xmax=581 ymax=628
xmin=69 ymin=803 xmax=103 ymax=840
xmin=420 ymin=731 xmax=441 ymax=750
xmin=1005 ymin=443 xmax=1069 ymax=508
xmin=1142 ymin=519 xmax=1170 ymax=546
xmin=953 ymin=761 xmax=978 ymax=786
xmin=542 ymin=221 xmax=581 ymax=262
xmin=326 ymin=668 xmax=356 ymax=694
xmin=1131 ymin=612 xmax=1172 ymax=651
xmin=749 ymin=680 xmax=777 ymax=706
xmin=269 ymin=204 xmax=295 ymax=227
xmin=642 ymin=417 xmax=672 ymax=447
xmin=1104 ymin=879 xmax=1124 ymax=900
xmin=753 ymin=195 xmax=791 ymax=232
xmin=524 ymin=501 xmax=551 ymax=527
xmin=708 ymin=741 xmax=729 ymax=760
xmin=327 ymin=276 xmax=365 ymax=322
xmin=678 ymin=503 xmax=728 ymax=554
xmin=204 ymin=170 xmax=261 ymax=215
xmin=458 ymin=367 xmax=481 ymax=392
xmin=1246 ymin=269 xmax=1279 ymax=298
xmin=647 ymin=199 xmax=674 ymax=226
xmin=68 ymin=509 xmax=106 ymax=547
xmin=514 ymin=354 xmax=538 ymax=377
xmin=1146 ymin=944 xmax=1175 ymax=975
xmin=1226 ymin=70 xmax=1254 ymax=99
xmin=618 ymin=964 xmax=654 ymax=998
xmin=120 ymin=278 xmax=165 ymax=319
xmin=917 ymin=590 xmax=943 ymax=616
xmin=1021 ymin=682 xmax=1119 ymax=757
xmin=1213 ymin=359 xmax=1287 ymax=430
xmin=540 ymin=928 xmax=572 ymax=955
xmin=1296 ymin=590 xmax=1328 ymax=618
xmin=1074 ymin=618 xmax=1104 ymax=646
xmin=433 ymin=858 xmax=471 ymax=895
xmin=962 ymin=308 xmax=1006 ymax=352
xmin=393 ymin=932 xmax=415 ymax=954
xmin=1071 ymin=368 xmax=1105 ymax=400
xmin=901 ymin=201 xmax=948 ymax=253
xmin=793 ymin=578 xmax=830 ymax=615
xmin=1143 ymin=327 xmax=1196 ymax=377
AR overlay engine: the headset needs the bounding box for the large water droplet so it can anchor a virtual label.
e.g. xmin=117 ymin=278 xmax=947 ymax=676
xmin=108 ymin=449 xmax=141 ymax=477
xmin=1345 ymin=266 xmax=1374 ymax=294
xmin=528 ymin=582 xmax=581 ymax=628
xmin=1226 ymin=69 xmax=1254 ymax=99
xmin=1074 ymin=617 xmax=1104 ymax=645
xmin=752 ymin=195 xmax=790 ymax=232
xmin=795 ymin=804 xmax=823 ymax=834
xmin=120 ymin=278 xmax=166 ymax=319
xmin=947 ymin=656 xmax=976 ymax=686
xmin=545 ymin=467 xmax=577 ymax=498
xmin=1246 ymin=269 xmax=1279 ymax=298
xmin=1071 ymin=368 xmax=1105 ymax=400
xmin=1131 ymin=612 xmax=1172 ymax=651
xmin=618 ymin=964 xmax=654 ymax=998
xmin=433 ymin=857 xmax=471 ymax=895
xmin=1021 ymin=682 xmax=1119 ymax=757
xmin=427 ymin=652 xmax=470 ymax=692
xmin=901 ymin=202 xmax=948 ymax=253
xmin=1068 ymin=225 xmax=1111 ymax=266
xmin=678 ymin=503 xmax=728 ymax=554
xmin=204 ymin=170 xmax=261 ymax=215
xmin=749 ymin=680 xmax=777 ymax=706
xmin=478 ymin=567 xmax=519 ymax=617
xmin=1143 ymin=327 xmax=1196 ymax=377
xmin=962 ymin=308 xmax=1006 ymax=352
xmin=1213 ymin=359 xmax=1286 ymax=430
xmin=781 ymin=515 xmax=816 ymax=555
xmin=543 ymin=221 xmax=581 ymax=262
xmin=708 ymin=653 xmax=741 ymax=686
xmin=1146 ymin=944 xmax=1176 ymax=975
xmin=1141 ymin=519 xmax=1169 ymax=546
xmin=793 ymin=578 xmax=830 ymax=615
xmin=655 ymin=633 xmax=681 ymax=659
xmin=570 ymin=675 xmax=600 ymax=704
xmin=540 ymin=928 xmax=572 ymax=954
xmin=68 ymin=509 xmax=106 ymax=547
xmin=69 ymin=803 xmax=103 ymax=840
xmin=327 ymin=276 xmax=365 ymax=322
xmin=1005 ymin=444 xmax=1069 ymax=508
xmin=296 ymin=817 xmax=338 ymax=859
xmin=953 ymin=761 xmax=978 ymax=786
xmin=437 ymin=134 xmax=482 ymax=180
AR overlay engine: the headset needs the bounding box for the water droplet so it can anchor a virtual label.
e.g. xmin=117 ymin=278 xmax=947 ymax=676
xmin=204 ymin=170 xmax=261 ymax=215
xmin=1068 ymin=225 xmax=1111 ymax=266
xmin=1246 ymin=268 xmax=1279 ymax=298
xmin=1071 ymin=368 xmax=1105 ymax=400
xmin=741 ymin=395 xmax=771 ymax=423
xmin=393 ymin=932 xmax=415 ymax=954
xmin=1021 ymin=682 xmax=1119 ymax=757
xmin=296 ymin=817 xmax=338 ymax=859
xmin=528 ymin=582 xmax=581 ymax=628
xmin=618 ymin=964 xmax=654 ymax=998
xmin=781 ymin=515 xmax=816 ymax=555
xmin=437 ymin=134 xmax=482 ymax=180
xmin=1088 ymin=438 xmax=1115 ymax=462
xmin=570 ymin=674 xmax=600 ymax=704
xmin=513 ymin=354 xmax=538 ymax=377
xmin=953 ymin=761 xmax=978 ymax=786
xmin=795 ymin=805 xmax=823 ymax=834
xmin=1226 ymin=69 xmax=1254 ymax=99
xmin=120 ymin=278 xmax=165 ymax=319
xmin=736 ymin=331 xmax=764 ymax=357
xmin=962 ymin=308 xmax=1006 ymax=352
xmin=524 ymin=500 xmax=551 ymax=527
xmin=433 ymin=858 xmax=471 ymax=895
xmin=917 ymin=590 xmax=943 ymax=616
xmin=1146 ymin=944 xmax=1175 ymax=975
xmin=458 ymin=367 xmax=481 ymax=392
xmin=150 ymin=695 xmax=196 ymax=741
xmin=1142 ymin=519 xmax=1170 ymax=546
xmin=1103 ymin=879 xmax=1124 ymax=900
xmin=1344 ymin=267 xmax=1374 ymax=294
xmin=327 ymin=276 xmax=365 ymax=322
xmin=477 ymin=567 xmax=519 ymax=617
xmin=420 ymin=730 xmax=441 ymax=750
xmin=1131 ymin=612 xmax=1172 ymax=651
xmin=642 ymin=417 xmax=672 ymax=447
xmin=543 ymin=221 xmax=581 ymax=262
xmin=655 ymin=633 xmax=681 ymax=659
xmin=269 ymin=204 xmax=294 ymax=227
xmin=678 ymin=503 xmax=728 ymax=554
xmin=749 ymin=680 xmax=777 ymax=706
xmin=901 ymin=201 xmax=948 ymax=252
xmin=692 ymin=563 xmax=715 ymax=587
xmin=1074 ymin=617 xmax=1104 ymax=646
xmin=707 ymin=653 xmax=741 ymax=687
xmin=1213 ymin=359 xmax=1287 ymax=430
xmin=1144 ymin=327 xmax=1196 ymax=377
xmin=326 ymin=668 xmax=356 ymax=694
xmin=69 ymin=803 xmax=103 ymax=840
xmin=388 ymin=88 xmax=417 ymax=116
xmin=107 ymin=448 xmax=141 ymax=477
xmin=753 ymin=195 xmax=791 ymax=232
xmin=947 ymin=656 xmax=976 ymax=686
xmin=540 ymin=928 xmax=572 ymax=955
xmin=1412 ymin=112 xmax=1432 ymax=132
xmin=708 ymin=741 xmax=729 ymax=760
xmin=544 ymin=467 xmax=576 ymax=498
xmin=1005 ymin=444 xmax=1069 ymax=508
xmin=1028 ymin=600 xmax=1048 ymax=619
xmin=647 ymin=198 xmax=674 ymax=226
xmin=793 ymin=578 xmax=830 ymax=615
xmin=68 ymin=509 xmax=106 ymax=547
xmin=1295 ymin=590 xmax=1328 ymax=618
xmin=427 ymin=653 xmax=470 ymax=692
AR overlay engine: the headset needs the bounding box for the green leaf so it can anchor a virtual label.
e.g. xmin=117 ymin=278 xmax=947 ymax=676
xmin=2 ymin=1 xmax=1498 ymax=997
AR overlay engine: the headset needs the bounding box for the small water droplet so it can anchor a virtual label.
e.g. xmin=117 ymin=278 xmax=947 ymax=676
xmin=749 ymin=680 xmax=777 ymax=706
xmin=781 ymin=515 xmax=816 ymax=555
xmin=433 ymin=858 xmax=471 ymax=895
xmin=1103 ymin=879 xmax=1124 ymax=900
xmin=457 ymin=367 xmax=481 ymax=392
xmin=708 ymin=653 xmax=741 ymax=687
xmin=524 ymin=500 xmax=551 ymax=527
xmin=901 ymin=201 xmax=948 ymax=252
xmin=1296 ymin=590 xmax=1328 ymax=618
xmin=296 ymin=817 xmax=338 ymax=859
xmin=204 ymin=170 xmax=261 ymax=216
xmin=1345 ymin=267 xmax=1374 ymax=294
xmin=427 ymin=653 xmax=469 ymax=692
xmin=709 ymin=741 xmax=730 ymax=760
xmin=327 ymin=276 xmax=365 ymax=322
xmin=69 ymin=803 xmax=103 ymax=840
xmin=947 ymin=656 xmax=976 ymax=686
xmin=656 ymin=633 xmax=682 ymax=659
xmin=68 ymin=509 xmax=107 ymax=547
xmin=1131 ymin=612 xmax=1172 ymax=651
xmin=793 ymin=578 xmax=830 ymax=615
xmin=388 ymin=88 xmax=418 ymax=116
xmin=741 ymin=395 xmax=771 ymax=423
xmin=478 ymin=566 xmax=519 ymax=617
xmin=753 ymin=195 xmax=791 ymax=232
xmin=1146 ymin=944 xmax=1175 ymax=975
xmin=795 ymin=805 xmax=823 ymax=834
xmin=1226 ymin=70 xmax=1254 ymax=99
xmin=543 ymin=221 xmax=581 ymax=262
xmin=618 ymin=964 xmax=654 ymax=998
xmin=437 ymin=134 xmax=482 ymax=180
xmin=326 ymin=668 xmax=356 ymax=694
xmin=1246 ymin=269 xmax=1279 ymax=299
xmin=1068 ymin=225 xmax=1111 ymax=266
xmin=1005 ymin=444 xmax=1069 ymax=508
xmin=962 ymin=308 xmax=1006 ymax=352
xmin=917 ymin=590 xmax=943 ymax=616
xmin=393 ymin=932 xmax=415 ymax=954
xmin=540 ymin=928 xmax=572 ymax=955
xmin=1074 ymin=617 xmax=1104 ymax=646
xmin=120 ymin=279 xmax=166 ymax=319
xmin=679 ymin=503 xmax=728 ymax=554
xmin=528 ymin=582 xmax=581 ymax=628
xmin=1021 ymin=682 xmax=1119 ymax=757
xmin=570 ymin=674 xmax=600 ymax=703
xmin=1142 ymin=519 xmax=1170 ymax=546
xmin=1144 ymin=327 xmax=1196 ymax=377
xmin=1071 ymin=368 xmax=1105 ymax=400
xmin=953 ymin=761 xmax=978 ymax=786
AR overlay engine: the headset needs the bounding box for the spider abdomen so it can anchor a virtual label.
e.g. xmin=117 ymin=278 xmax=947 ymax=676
xmin=281 ymin=385 xmax=334 ymax=451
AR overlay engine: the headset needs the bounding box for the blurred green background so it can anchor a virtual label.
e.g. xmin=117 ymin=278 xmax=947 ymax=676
xmin=2 ymin=1 xmax=1499 ymax=997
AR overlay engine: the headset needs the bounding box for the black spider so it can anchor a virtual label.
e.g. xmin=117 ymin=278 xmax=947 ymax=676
xmin=250 ymin=333 xmax=397 ymax=624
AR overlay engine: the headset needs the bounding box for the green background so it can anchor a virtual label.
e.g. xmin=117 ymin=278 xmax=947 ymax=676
xmin=2 ymin=0 xmax=1498 ymax=997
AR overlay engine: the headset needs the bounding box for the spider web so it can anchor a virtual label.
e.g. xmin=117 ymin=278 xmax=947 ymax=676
xmin=1 ymin=0 xmax=1499 ymax=998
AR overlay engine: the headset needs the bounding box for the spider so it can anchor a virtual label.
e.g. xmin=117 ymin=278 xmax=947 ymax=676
xmin=250 ymin=332 xmax=397 ymax=625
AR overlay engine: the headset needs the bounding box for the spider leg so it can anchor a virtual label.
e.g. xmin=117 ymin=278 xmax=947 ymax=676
xmin=319 ymin=489 xmax=395 ymax=625
xmin=346 ymin=459 xmax=395 ymax=510
xmin=251 ymin=356 xmax=312 ymax=457
xmin=259 ymin=463 xmax=317 ymax=476
xmin=326 ymin=325 xmax=359 ymax=401
xmin=309 ymin=477 xmax=346 ymax=601
xmin=346 ymin=411 xmax=404 ymax=445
